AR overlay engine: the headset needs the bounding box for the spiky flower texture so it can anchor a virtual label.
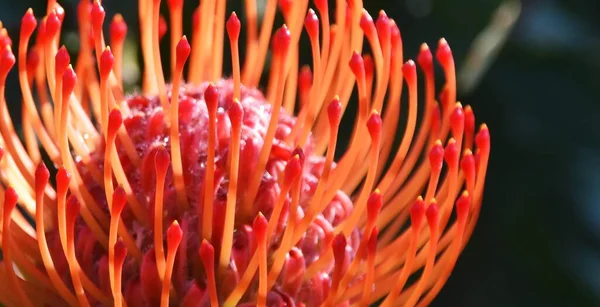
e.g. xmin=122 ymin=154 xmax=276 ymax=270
xmin=0 ymin=0 xmax=490 ymax=306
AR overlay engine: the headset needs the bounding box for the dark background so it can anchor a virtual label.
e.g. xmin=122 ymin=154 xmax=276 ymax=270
xmin=1 ymin=0 xmax=599 ymax=306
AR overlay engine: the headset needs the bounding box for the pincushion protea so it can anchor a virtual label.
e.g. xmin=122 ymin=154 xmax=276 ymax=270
xmin=0 ymin=0 xmax=490 ymax=305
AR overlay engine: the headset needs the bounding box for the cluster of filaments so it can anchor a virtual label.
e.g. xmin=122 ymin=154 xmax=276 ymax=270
xmin=0 ymin=0 xmax=490 ymax=306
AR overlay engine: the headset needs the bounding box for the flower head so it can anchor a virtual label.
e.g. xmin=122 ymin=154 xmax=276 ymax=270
xmin=0 ymin=0 xmax=490 ymax=306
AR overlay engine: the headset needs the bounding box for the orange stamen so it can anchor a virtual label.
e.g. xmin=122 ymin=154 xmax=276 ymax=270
xmin=243 ymin=25 xmax=291 ymax=213
xmin=153 ymin=146 xmax=170 ymax=277
xmin=18 ymin=9 xmax=60 ymax=162
xmin=360 ymin=227 xmax=379 ymax=306
xmin=34 ymin=163 xmax=78 ymax=306
xmin=150 ymin=0 xmax=170 ymax=118
xmin=226 ymin=12 xmax=241 ymax=100
xmin=202 ymin=83 xmax=219 ymax=240
xmin=219 ymin=99 xmax=243 ymax=270
xmin=167 ymin=0 xmax=183 ymax=76
xmin=253 ymin=213 xmax=268 ymax=307
xmin=160 ymin=221 xmax=183 ymax=307
xmin=380 ymin=197 xmax=425 ymax=306
xmin=110 ymin=14 xmax=127 ymax=87
xmin=199 ymin=240 xmax=219 ymax=306
xmin=266 ymin=154 xmax=301 ymax=239
xmin=2 ymin=187 xmax=35 ymax=307
xmin=404 ymin=201 xmax=440 ymax=307
xmin=417 ymin=192 xmax=470 ymax=307
xmin=64 ymin=197 xmax=91 ymax=307
xmin=169 ymin=36 xmax=191 ymax=210
xmin=113 ymin=240 xmax=128 ymax=307
xmin=323 ymin=233 xmax=347 ymax=307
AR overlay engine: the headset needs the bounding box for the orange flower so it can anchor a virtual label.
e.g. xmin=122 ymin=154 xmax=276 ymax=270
xmin=0 ymin=0 xmax=490 ymax=306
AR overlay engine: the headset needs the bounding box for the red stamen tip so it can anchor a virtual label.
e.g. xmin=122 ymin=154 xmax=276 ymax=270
xmin=349 ymin=51 xmax=365 ymax=80
xmin=21 ymin=8 xmax=37 ymax=38
xmin=159 ymin=16 xmax=167 ymax=41
xmin=366 ymin=110 xmax=382 ymax=139
xmin=99 ymin=47 xmax=114 ymax=79
xmin=167 ymin=0 xmax=183 ymax=9
xmin=55 ymin=46 xmax=70 ymax=77
xmin=204 ymin=83 xmax=219 ymax=113
xmin=332 ymin=233 xmax=347 ymax=263
xmin=298 ymin=66 xmax=312 ymax=93
xmin=279 ymin=0 xmax=293 ymax=16
xmin=410 ymin=197 xmax=425 ymax=231
xmin=456 ymin=191 xmax=471 ymax=221
xmin=327 ymin=96 xmax=342 ymax=127
xmin=61 ymin=66 xmax=77 ymax=96
xmin=402 ymin=60 xmax=417 ymax=85
xmin=444 ymin=139 xmax=459 ymax=170
xmin=291 ymin=147 xmax=306 ymax=165
xmin=0 ymin=47 xmax=15 ymax=82
xmin=426 ymin=201 xmax=439 ymax=228
xmin=56 ymin=167 xmax=71 ymax=194
xmin=199 ymin=239 xmax=215 ymax=267
xmin=228 ymin=99 xmax=244 ymax=124
xmin=476 ymin=124 xmax=490 ymax=151
xmin=154 ymin=145 xmax=171 ymax=175
xmin=359 ymin=9 xmax=375 ymax=36
xmin=46 ymin=12 xmax=62 ymax=38
xmin=3 ymin=187 xmax=19 ymax=218
xmin=167 ymin=220 xmax=183 ymax=246
xmin=417 ymin=43 xmax=433 ymax=74
xmin=226 ymin=12 xmax=241 ymax=41
xmin=0 ymin=30 xmax=12 ymax=50
xmin=367 ymin=190 xmax=382 ymax=222
xmin=314 ymin=0 xmax=328 ymax=13
xmin=464 ymin=105 xmax=475 ymax=138
xmin=451 ymin=103 xmax=464 ymax=137
xmin=91 ymin=1 xmax=106 ymax=32
xmin=284 ymin=154 xmax=303 ymax=185
xmin=376 ymin=10 xmax=391 ymax=39
xmin=274 ymin=25 xmax=291 ymax=55
xmin=192 ymin=7 xmax=200 ymax=31
xmin=436 ymin=38 xmax=453 ymax=67
xmin=54 ymin=5 xmax=65 ymax=23
xmin=461 ymin=149 xmax=475 ymax=175
xmin=108 ymin=108 xmax=123 ymax=136
xmin=429 ymin=140 xmax=444 ymax=172
xmin=35 ymin=162 xmax=50 ymax=193
xmin=176 ymin=36 xmax=191 ymax=68
xmin=110 ymin=14 xmax=128 ymax=44
xmin=112 ymin=186 xmax=127 ymax=216
xmin=304 ymin=9 xmax=319 ymax=39
xmin=252 ymin=213 xmax=268 ymax=242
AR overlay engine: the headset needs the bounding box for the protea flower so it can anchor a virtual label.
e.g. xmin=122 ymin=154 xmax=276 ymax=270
xmin=0 ymin=0 xmax=490 ymax=305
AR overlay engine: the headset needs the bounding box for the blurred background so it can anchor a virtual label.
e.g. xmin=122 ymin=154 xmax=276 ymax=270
xmin=1 ymin=0 xmax=600 ymax=306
